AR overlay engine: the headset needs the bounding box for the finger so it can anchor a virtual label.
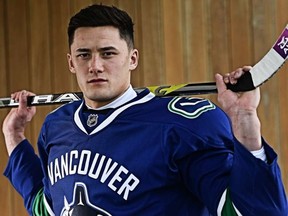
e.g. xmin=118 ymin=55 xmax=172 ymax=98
xmin=225 ymin=72 xmax=237 ymax=84
xmin=225 ymin=67 xmax=250 ymax=84
xmin=223 ymin=73 xmax=230 ymax=84
xmin=11 ymin=91 xmax=22 ymax=102
xmin=215 ymin=73 xmax=227 ymax=93
xmin=233 ymin=68 xmax=245 ymax=79
xmin=18 ymin=90 xmax=28 ymax=110
xmin=223 ymin=71 xmax=240 ymax=84
xmin=242 ymin=65 xmax=252 ymax=72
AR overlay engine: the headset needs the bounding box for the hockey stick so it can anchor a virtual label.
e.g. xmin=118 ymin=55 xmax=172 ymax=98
xmin=0 ymin=24 xmax=287 ymax=108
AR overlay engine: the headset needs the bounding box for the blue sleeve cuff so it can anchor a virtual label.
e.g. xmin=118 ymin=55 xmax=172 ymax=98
xmin=3 ymin=139 xmax=31 ymax=177
xmin=3 ymin=139 xmax=44 ymax=215
xmin=229 ymin=137 xmax=288 ymax=215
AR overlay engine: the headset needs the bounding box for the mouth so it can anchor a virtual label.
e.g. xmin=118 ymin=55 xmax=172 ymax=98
xmin=87 ymin=78 xmax=108 ymax=84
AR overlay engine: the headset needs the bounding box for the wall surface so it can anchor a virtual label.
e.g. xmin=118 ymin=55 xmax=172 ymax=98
xmin=0 ymin=0 xmax=287 ymax=215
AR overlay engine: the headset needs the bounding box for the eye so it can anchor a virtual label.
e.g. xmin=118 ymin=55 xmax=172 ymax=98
xmin=76 ymin=53 xmax=90 ymax=59
xmin=101 ymin=51 xmax=117 ymax=58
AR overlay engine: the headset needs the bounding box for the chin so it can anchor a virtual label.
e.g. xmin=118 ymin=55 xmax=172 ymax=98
xmin=85 ymin=91 xmax=115 ymax=103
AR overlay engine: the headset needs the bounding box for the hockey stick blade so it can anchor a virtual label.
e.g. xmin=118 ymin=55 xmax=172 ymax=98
xmin=226 ymin=24 xmax=288 ymax=92
xmin=0 ymin=24 xmax=287 ymax=108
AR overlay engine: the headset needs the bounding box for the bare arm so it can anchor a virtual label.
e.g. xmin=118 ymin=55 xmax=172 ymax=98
xmin=2 ymin=90 xmax=36 ymax=155
xmin=215 ymin=66 xmax=261 ymax=151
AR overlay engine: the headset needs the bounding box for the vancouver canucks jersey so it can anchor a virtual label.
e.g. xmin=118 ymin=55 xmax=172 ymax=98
xmin=4 ymin=88 xmax=288 ymax=215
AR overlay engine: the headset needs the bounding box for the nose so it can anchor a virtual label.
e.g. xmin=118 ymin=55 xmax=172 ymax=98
xmin=89 ymin=55 xmax=104 ymax=73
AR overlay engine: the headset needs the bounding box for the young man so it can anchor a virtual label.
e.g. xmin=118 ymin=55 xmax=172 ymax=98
xmin=2 ymin=4 xmax=287 ymax=216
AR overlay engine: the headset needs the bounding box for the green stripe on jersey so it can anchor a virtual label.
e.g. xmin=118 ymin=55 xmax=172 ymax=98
xmin=221 ymin=188 xmax=238 ymax=216
xmin=32 ymin=188 xmax=50 ymax=216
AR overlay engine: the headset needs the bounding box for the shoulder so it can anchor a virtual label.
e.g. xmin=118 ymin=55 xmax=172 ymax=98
xmin=45 ymin=100 xmax=82 ymax=121
xmin=143 ymin=96 xmax=228 ymax=124
xmin=138 ymin=96 xmax=233 ymax=143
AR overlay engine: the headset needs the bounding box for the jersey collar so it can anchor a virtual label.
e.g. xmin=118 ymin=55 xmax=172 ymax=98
xmin=74 ymin=87 xmax=155 ymax=135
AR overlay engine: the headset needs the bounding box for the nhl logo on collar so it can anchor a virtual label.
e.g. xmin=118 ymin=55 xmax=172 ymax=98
xmin=87 ymin=114 xmax=98 ymax=127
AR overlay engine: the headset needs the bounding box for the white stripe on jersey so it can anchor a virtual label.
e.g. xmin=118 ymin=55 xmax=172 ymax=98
xmin=74 ymin=92 xmax=155 ymax=135
xmin=43 ymin=194 xmax=55 ymax=216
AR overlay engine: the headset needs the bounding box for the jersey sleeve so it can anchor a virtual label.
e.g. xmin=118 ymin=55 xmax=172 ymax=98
xmin=3 ymin=139 xmax=44 ymax=215
xmin=177 ymin=136 xmax=288 ymax=216
xmin=226 ymin=137 xmax=288 ymax=215
xmin=170 ymin=100 xmax=288 ymax=215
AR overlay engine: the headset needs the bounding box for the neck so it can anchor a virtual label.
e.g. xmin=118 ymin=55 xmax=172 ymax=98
xmin=85 ymin=85 xmax=137 ymax=110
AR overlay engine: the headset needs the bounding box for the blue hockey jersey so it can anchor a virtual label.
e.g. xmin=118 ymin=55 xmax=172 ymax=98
xmin=4 ymin=88 xmax=288 ymax=215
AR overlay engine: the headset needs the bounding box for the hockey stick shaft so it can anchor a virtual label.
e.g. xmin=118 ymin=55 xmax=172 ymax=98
xmin=0 ymin=82 xmax=217 ymax=108
xmin=0 ymin=71 xmax=272 ymax=108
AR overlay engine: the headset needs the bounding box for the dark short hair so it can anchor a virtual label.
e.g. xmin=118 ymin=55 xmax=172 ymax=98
xmin=68 ymin=4 xmax=134 ymax=50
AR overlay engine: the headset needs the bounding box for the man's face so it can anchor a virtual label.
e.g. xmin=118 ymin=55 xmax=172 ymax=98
xmin=67 ymin=26 xmax=138 ymax=108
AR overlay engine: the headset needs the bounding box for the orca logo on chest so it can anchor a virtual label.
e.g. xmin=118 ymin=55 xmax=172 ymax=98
xmin=61 ymin=182 xmax=111 ymax=216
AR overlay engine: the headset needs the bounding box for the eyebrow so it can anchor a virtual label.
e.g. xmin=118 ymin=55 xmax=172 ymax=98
xmin=75 ymin=46 xmax=118 ymax=53
xmin=75 ymin=48 xmax=91 ymax=53
xmin=98 ymin=46 xmax=118 ymax=52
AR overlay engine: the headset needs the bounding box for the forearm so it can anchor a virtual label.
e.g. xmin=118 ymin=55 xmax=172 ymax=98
xmin=3 ymin=132 xmax=26 ymax=156
xmin=2 ymin=90 xmax=37 ymax=156
xmin=230 ymin=109 xmax=262 ymax=151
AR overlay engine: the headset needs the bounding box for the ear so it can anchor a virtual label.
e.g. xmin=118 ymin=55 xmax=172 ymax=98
xmin=129 ymin=49 xmax=139 ymax=71
xmin=67 ymin=53 xmax=76 ymax=74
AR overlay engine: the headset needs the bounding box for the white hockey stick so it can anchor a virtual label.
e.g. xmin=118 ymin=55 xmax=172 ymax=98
xmin=0 ymin=24 xmax=287 ymax=108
